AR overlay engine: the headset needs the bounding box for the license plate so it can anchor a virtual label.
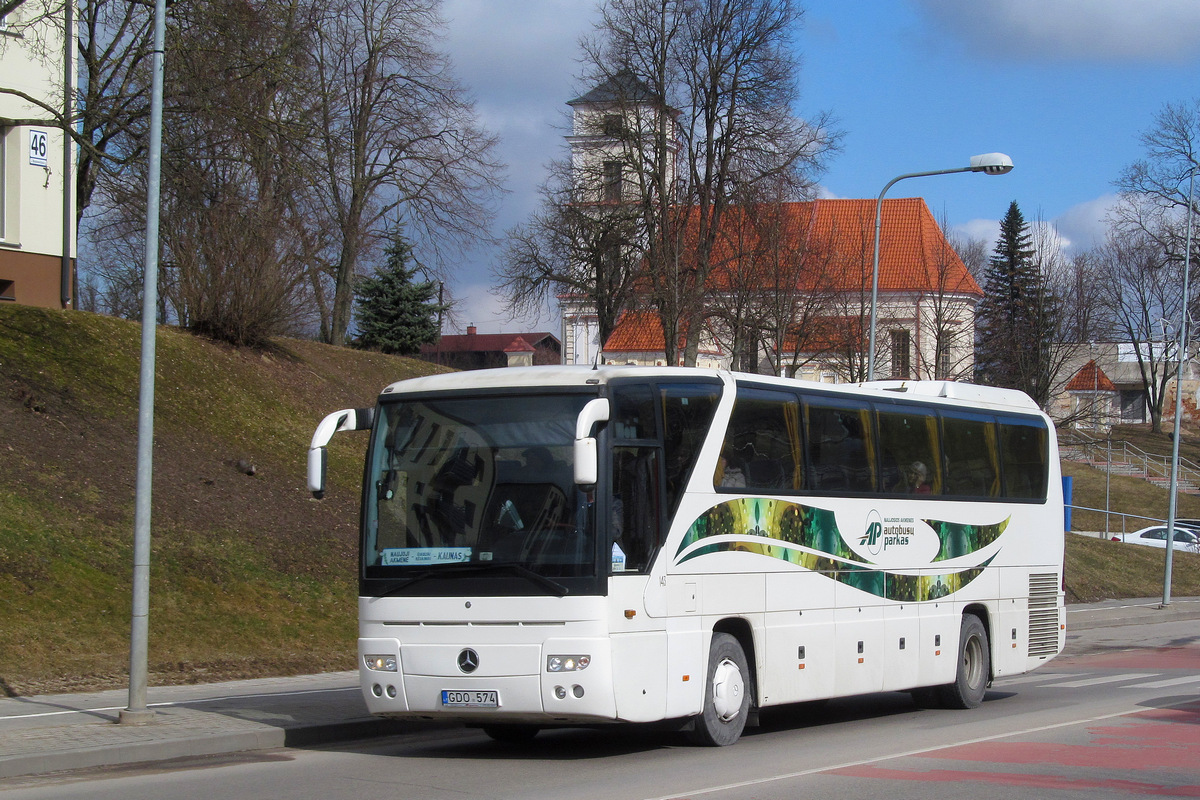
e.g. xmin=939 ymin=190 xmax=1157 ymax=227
xmin=441 ymin=690 xmax=499 ymax=708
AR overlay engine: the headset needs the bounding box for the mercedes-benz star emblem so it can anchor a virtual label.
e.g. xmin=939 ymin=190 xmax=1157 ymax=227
xmin=457 ymin=648 xmax=479 ymax=673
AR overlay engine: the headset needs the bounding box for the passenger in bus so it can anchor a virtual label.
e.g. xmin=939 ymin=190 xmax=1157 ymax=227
xmin=715 ymin=454 xmax=746 ymax=488
xmin=907 ymin=461 xmax=931 ymax=494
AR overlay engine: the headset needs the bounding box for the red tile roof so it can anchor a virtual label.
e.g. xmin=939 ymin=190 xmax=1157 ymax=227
xmin=599 ymin=198 xmax=977 ymax=356
xmin=604 ymin=311 xmax=722 ymax=355
xmin=420 ymin=331 xmax=558 ymax=355
xmin=703 ymin=198 xmax=981 ymax=296
xmin=1066 ymin=360 xmax=1116 ymax=392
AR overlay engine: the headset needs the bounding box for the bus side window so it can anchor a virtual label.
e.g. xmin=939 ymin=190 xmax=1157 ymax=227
xmin=876 ymin=407 xmax=940 ymax=495
xmin=999 ymin=418 xmax=1048 ymax=499
xmin=942 ymin=414 xmax=1000 ymax=497
xmin=660 ymin=384 xmax=721 ymax=512
xmin=716 ymin=389 xmax=802 ymax=492
xmin=612 ymin=446 xmax=661 ymax=572
xmin=803 ymin=400 xmax=874 ymax=492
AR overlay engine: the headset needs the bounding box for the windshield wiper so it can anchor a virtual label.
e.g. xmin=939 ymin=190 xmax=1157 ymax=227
xmin=370 ymin=563 xmax=569 ymax=598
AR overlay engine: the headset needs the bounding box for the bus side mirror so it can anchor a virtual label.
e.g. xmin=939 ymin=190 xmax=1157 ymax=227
xmin=574 ymin=398 xmax=610 ymax=486
xmin=308 ymin=407 xmax=375 ymax=498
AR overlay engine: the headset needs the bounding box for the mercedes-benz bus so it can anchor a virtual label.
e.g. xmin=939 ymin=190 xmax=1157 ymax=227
xmin=307 ymin=366 xmax=1064 ymax=745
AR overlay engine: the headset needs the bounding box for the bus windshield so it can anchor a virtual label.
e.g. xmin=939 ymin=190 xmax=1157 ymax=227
xmin=363 ymin=392 xmax=596 ymax=586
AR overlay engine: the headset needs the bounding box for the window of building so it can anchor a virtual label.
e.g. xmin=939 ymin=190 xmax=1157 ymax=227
xmin=602 ymin=114 xmax=624 ymax=136
xmin=890 ymin=329 xmax=910 ymax=379
xmin=0 ymin=280 xmax=13 ymax=301
xmin=602 ymin=161 xmax=623 ymax=203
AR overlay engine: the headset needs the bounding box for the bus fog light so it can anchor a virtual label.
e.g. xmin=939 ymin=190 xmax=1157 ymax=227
xmin=364 ymin=654 xmax=398 ymax=672
xmin=554 ymin=686 xmax=567 ymax=699
xmin=386 ymin=685 xmax=397 ymax=698
xmin=572 ymin=685 xmax=584 ymax=698
xmin=372 ymin=684 xmax=383 ymax=697
xmin=547 ymin=654 xmax=590 ymax=672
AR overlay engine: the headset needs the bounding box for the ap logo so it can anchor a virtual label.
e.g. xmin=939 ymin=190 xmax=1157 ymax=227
xmin=859 ymin=510 xmax=884 ymax=556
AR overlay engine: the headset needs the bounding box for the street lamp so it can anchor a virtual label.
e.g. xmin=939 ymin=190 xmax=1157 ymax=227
xmin=866 ymin=152 xmax=1015 ymax=381
xmin=1163 ymin=161 xmax=1196 ymax=608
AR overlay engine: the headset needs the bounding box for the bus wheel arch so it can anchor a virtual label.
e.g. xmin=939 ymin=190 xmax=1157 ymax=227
xmin=687 ymin=622 xmax=756 ymax=746
xmin=939 ymin=610 xmax=991 ymax=709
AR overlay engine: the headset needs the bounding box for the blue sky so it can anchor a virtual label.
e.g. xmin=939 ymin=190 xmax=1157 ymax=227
xmin=439 ymin=0 xmax=1200 ymax=334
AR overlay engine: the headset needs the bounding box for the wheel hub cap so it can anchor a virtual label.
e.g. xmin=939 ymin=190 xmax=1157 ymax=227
xmin=711 ymin=657 xmax=744 ymax=721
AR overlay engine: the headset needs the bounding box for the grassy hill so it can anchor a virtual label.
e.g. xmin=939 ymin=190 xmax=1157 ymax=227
xmin=0 ymin=303 xmax=1197 ymax=695
xmin=0 ymin=305 xmax=448 ymax=695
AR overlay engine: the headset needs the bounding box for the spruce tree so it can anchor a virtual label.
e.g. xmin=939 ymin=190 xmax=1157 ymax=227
xmin=354 ymin=236 xmax=447 ymax=355
xmin=975 ymin=201 xmax=1057 ymax=405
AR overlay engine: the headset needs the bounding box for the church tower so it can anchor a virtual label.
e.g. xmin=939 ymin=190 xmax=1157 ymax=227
xmin=560 ymin=72 xmax=678 ymax=365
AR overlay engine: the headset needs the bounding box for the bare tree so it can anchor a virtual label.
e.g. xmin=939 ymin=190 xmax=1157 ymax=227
xmin=579 ymin=0 xmax=838 ymax=366
xmin=495 ymin=159 xmax=645 ymax=349
xmin=913 ymin=213 xmax=983 ymax=381
xmin=1106 ymin=99 xmax=1200 ymax=431
xmin=1095 ymin=205 xmax=1188 ymax=432
xmin=305 ymin=0 xmax=502 ymax=344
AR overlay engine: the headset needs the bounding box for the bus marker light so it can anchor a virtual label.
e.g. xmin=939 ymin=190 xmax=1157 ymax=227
xmin=682 ymin=675 xmax=690 ymax=681
xmin=625 ymin=610 xmax=636 ymax=619
xmin=364 ymin=655 xmax=397 ymax=672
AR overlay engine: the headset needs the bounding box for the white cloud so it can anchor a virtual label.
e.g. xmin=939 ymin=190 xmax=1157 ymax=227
xmin=435 ymin=1 xmax=599 ymax=330
xmin=1052 ymin=194 xmax=1119 ymax=252
xmin=953 ymin=218 xmax=1002 ymax=247
xmin=913 ymin=0 xmax=1200 ymax=63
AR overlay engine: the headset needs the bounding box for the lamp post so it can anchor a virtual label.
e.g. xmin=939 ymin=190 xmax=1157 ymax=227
xmin=1163 ymin=161 xmax=1196 ymax=608
xmin=867 ymin=153 xmax=1015 ymax=381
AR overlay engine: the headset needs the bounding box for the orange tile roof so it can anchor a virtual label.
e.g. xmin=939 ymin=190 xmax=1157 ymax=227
xmin=598 ymin=197 xmax=977 ymax=356
xmin=604 ymin=310 xmax=722 ymax=354
xmin=703 ymin=198 xmax=981 ymax=296
xmin=1066 ymin=360 xmax=1117 ymax=392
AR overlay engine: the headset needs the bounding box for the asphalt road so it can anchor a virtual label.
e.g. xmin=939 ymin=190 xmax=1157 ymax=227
xmin=3 ymin=602 xmax=1197 ymax=800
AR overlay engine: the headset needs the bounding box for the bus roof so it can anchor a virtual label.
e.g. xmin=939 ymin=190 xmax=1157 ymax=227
xmin=379 ymin=366 xmax=1043 ymax=415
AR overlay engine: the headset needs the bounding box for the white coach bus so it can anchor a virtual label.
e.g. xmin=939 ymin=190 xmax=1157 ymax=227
xmin=308 ymin=366 xmax=1064 ymax=746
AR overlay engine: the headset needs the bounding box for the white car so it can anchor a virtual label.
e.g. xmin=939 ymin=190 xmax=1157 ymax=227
xmin=1115 ymin=525 xmax=1200 ymax=552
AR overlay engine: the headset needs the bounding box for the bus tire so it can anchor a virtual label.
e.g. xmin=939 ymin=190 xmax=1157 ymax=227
xmin=939 ymin=614 xmax=990 ymax=709
xmin=687 ymin=633 xmax=750 ymax=746
xmin=481 ymin=724 xmax=539 ymax=743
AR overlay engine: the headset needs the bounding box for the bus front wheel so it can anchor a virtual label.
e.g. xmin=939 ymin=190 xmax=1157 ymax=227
xmin=687 ymin=633 xmax=750 ymax=746
xmin=939 ymin=614 xmax=990 ymax=709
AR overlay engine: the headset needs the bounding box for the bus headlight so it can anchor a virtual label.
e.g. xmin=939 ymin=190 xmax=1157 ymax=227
xmin=364 ymin=654 xmax=398 ymax=672
xmin=547 ymin=655 xmax=590 ymax=672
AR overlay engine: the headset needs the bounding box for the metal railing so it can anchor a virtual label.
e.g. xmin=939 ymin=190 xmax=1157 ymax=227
xmin=1059 ymin=428 xmax=1200 ymax=491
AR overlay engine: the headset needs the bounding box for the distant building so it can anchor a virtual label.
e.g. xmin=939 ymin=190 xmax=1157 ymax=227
xmin=1062 ymin=359 xmax=1119 ymax=430
xmin=1 ymin=4 xmax=77 ymax=307
xmin=560 ymin=76 xmax=980 ymax=378
xmin=419 ymin=326 xmax=562 ymax=370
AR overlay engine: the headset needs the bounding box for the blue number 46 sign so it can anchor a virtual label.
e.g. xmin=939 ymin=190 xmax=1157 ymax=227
xmin=28 ymin=129 xmax=48 ymax=167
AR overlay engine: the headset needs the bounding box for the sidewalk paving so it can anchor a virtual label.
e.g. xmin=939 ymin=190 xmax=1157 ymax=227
xmin=2 ymin=597 xmax=1199 ymax=782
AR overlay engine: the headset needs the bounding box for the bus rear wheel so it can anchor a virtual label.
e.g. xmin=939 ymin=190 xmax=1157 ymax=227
xmin=939 ymin=614 xmax=990 ymax=709
xmin=687 ymin=633 xmax=750 ymax=746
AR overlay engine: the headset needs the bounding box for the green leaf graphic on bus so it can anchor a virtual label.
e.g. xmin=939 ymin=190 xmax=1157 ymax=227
xmin=674 ymin=497 xmax=1002 ymax=601
xmin=925 ymin=517 xmax=1008 ymax=562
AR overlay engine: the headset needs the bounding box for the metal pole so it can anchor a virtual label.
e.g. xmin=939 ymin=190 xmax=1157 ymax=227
xmin=868 ymin=166 xmax=977 ymax=381
xmin=120 ymin=0 xmax=167 ymax=725
xmin=60 ymin=0 xmax=73 ymax=308
xmin=1105 ymin=432 xmax=1112 ymax=539
xmin=1163 ymin=163 xmax=1196 ymax=609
